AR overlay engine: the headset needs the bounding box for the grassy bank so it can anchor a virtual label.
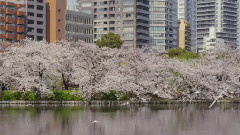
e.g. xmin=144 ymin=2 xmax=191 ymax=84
xmin=1 ymin=90 xmax=240 ymax=105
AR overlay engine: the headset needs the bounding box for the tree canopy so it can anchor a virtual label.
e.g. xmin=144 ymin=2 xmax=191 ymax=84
xmin=0 ymin=39 xmax=240 ymax=101
xmin=96 ymin=32 xmax=123 ymax=48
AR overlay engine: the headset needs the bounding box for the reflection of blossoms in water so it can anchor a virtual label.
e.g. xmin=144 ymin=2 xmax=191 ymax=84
xmin=0 ymin=39 xmax=240 ymax=100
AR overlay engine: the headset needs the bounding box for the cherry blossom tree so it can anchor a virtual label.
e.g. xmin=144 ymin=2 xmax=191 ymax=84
xmin=0 ymin=39 xmax=240 ymax=101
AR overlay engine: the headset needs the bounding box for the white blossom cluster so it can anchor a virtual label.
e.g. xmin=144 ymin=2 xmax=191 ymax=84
xmin=0 ymin=39 xmax=240 ymax=100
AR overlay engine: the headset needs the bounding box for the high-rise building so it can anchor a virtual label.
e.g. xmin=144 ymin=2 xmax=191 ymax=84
xmin=46 ymin=0 xmax=66 ymax=43
xmin=178 ymin=19 xmax=191 ymax=50
xmin=178 ymin=0 xmax=197 ymax=52
xmin=26 ymin=0 xmax=46 ymax=41
xmin=78 ymin=0 xmax=150 ymax=47
xmin=149 ymin=0 xmax=178 ymax=51
xmin=197 ymin=0 xmax=239 ymax=51
xmin=0 ymin=1 xmax=25 ymax=43
xmin=66 ymin=10 xmax=94 ymax=43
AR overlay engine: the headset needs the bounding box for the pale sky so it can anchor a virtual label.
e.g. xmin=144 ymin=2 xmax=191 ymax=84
xmin=67 ymin=0 xmax=78 ymax=11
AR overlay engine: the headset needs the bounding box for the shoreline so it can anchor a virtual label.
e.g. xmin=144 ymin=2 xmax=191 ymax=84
xmin=0 ymin=99 xmax=240 ymax=105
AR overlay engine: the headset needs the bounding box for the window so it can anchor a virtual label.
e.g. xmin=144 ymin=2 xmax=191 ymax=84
xmin=123 ymin=7 xmax=134 ymax=12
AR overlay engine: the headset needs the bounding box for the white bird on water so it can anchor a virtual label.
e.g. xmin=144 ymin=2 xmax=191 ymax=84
xmin=26 ymin=104 xmax=33 ymax=107
xmin=92 ymin=120 xmax=101 ymax=124
xmin=121 ymin=102 xmax=130 ymax=106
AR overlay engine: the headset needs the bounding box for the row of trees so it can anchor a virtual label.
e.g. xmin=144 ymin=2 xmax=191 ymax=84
xmin=0 ymin=39 xmax=240 ymax=101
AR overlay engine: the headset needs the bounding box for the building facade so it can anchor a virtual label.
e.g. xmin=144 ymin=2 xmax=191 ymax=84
xmin=0 ymin=1 xmax=25 ymax=43
xmin=197 ymin=0 xmax=239 ymax=51
xmin=203 ymin=27 xmax=225 ymax=51
xmin=46 ymin=0 xmax=66 ymax=43
xmin=78 ymin=0 xmax=150 ymax=47
xmin=149 ymin=0 xmax=178 ymax=51
xmin=26 ymin=0 xmax=46 ymax=41
xmin=178 ymin=0 xmax=197 ymax=52
xmin=178 ymin=19 xmax=190 ymax=50
xmin=66 ymin=10 xmax=93 ymax=43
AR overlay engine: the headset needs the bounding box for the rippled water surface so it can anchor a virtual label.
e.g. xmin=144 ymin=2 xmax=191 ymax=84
xmin=0 ymin=104 xmax=240 ymax=135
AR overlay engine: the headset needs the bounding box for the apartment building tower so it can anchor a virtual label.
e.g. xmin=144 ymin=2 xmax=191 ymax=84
xmin=46 ymin=0 xmax=66 ymax=43
xmin=178 ymin=19 xmax=191 ymax=50
xmin=0 ymin=0 xmax=25 ymax=43
xmin=149 ymin=0 xmax=178 ymax=51
xmin=197 ymin=0 xmax=239 ymax=51
xmin=78 ymin=0 xmax=150 ymax=47
xmin=26 ymin=0 xmax=46 ymax=41
xmin=66 ymin=10 xmax=93 ymax=43
xmin=178 ymin=0 xmax=197 ymax=52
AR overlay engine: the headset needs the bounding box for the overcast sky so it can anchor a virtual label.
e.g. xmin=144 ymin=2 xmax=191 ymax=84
xmin=67 ymin=0 xmax=78 ymax=11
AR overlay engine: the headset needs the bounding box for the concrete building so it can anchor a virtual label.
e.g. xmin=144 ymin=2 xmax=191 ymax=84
xmin=0 ymin=1 xmax=25 ymax=43
xmin=178 ymin=0 xmax=197 ymax=52
xmin=203 ymin=27 xmax=224 ymax=51
xmin=66 ymin=10 xmax=93 ymax=43
xmin=46 ymin=0 xmax=66 ymax=43
xmin=149 ymin=0 xmax=178 ymax=51
xmin=26 ymin=0 xmax=46 ymax=41
xmin=78 ymin=0 xmax=150 ymax=48
xmin=197 ymin=0 xmax=239 ymax=51
xmin=178 ymin=19 xmax=191 ymax=50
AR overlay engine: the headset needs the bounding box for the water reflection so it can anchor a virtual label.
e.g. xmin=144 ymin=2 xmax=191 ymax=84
xmin=0 ymin=104 xmax=240 ymax=135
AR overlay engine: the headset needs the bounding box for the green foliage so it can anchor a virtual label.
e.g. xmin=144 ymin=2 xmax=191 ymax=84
xmin=41 ymin=91 xmax=55 ymax=100
xmin=177 ymin=51 xmax=199 ymax=60
xmin=119 ymin=94 xmax=129 ymax=101
xmin=21 ymin=91 xmax=37 ymax=101
xmin=1 ymin=90 xmax=20 ymax=101
xmin=102 ymin=90 xmax=118 ymax=100
xmin=168 ymin=48 xmax=186 ymax=58
xmin=168 ymin=48 xmax=199 ymax=60
xmin=96 ymin=32 xmax=123 ymax=48
xmin=52 ymin=90 xmax=84 ymax=101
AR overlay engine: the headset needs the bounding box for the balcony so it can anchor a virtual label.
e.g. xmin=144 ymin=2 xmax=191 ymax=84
xmin=17 ymin=4 xmax=24 ymax=9
xmin=6 ymin=33 xmax=14 ymax=39
xmin=16 ymin=34 xmax=24 ymax=40
xmin=0 ymin=2 xmax=5 ymax=5
xmin=6 ymin=25 xmax=15 ymax=31
xmin=17 ymin=11 xmax=24 ymax=16
xmin=6 ymin=2 xmax=15 ymax=6
xmin=17 ymin=27 xmax=24 ymax=32
xmin=0 ymin=17 xmax=4 ymax=22
xmin=6 ymin=9 xmax=14 ymax=14
xmin=6 ymin=17 xmax=15 ymax=23
xmin=0 ymin=25 xmax=4 ymax=30
xmin=0 ymin=34 xmax=4 ymax=38
xmin=0 ymin=9 xmax=5 ymax=14
xmin=17 ymin=19 xmax=24 ymax=24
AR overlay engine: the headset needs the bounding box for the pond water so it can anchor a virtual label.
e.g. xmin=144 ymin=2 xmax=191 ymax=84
xmin=0 ymin=104 xmax=240 ymax=135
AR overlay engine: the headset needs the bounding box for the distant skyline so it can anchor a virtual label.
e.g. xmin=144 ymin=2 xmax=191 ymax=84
xmin=67 ymin=0 xmax=78 ymax=11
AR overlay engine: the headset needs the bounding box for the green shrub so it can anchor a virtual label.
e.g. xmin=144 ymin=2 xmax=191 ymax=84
xmin=21 ymin=91 xmax=37 ymax=101
xmin=53 ymin=90 xmax=84 ymax=101
xmin=1 ymin=90 xmax=20 ymax=101
xmin=168 ymin=48 xmax=199 ymax=60
xmin=70 ymin=90 xmax=85 ymax=101
xmin=177 ymin=51 xmax=199 ymax=60
xmin=102 ymin=90 xmax=118 ymax=100
xmin=168 ymin=48 xmax=186 ymax=58
xmin=41 ymin=91 xmax=55 ymax=100
xmin=119 ymin=94 xmax=129 ymax=101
